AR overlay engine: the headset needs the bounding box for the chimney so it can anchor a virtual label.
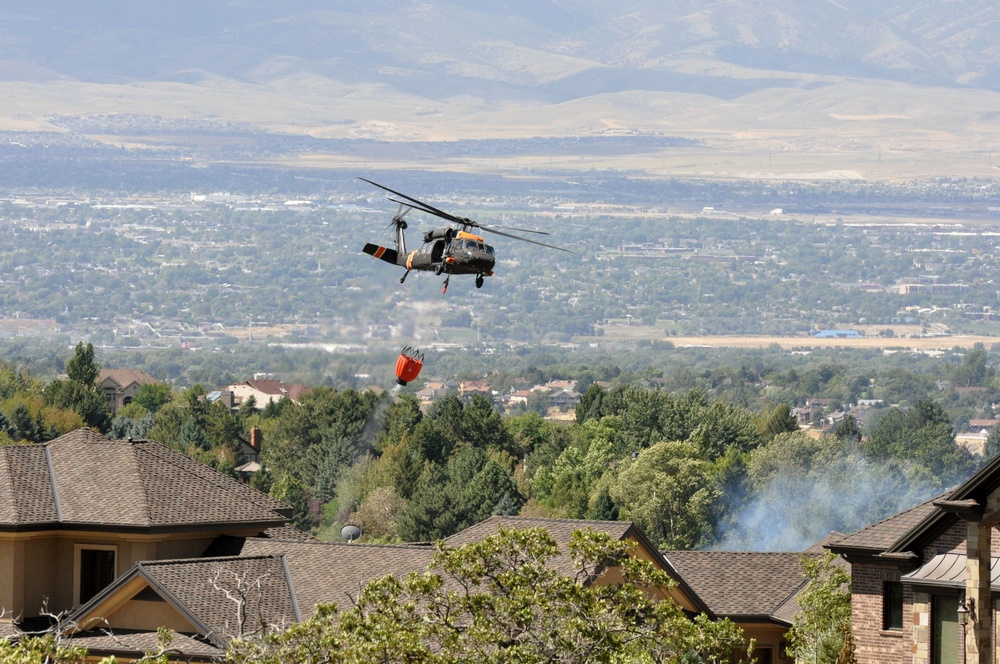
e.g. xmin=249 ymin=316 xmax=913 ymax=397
xmin=249 ymin=426 xmax=262 ymax=453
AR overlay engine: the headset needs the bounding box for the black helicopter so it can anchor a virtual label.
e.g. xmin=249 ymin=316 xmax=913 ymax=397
xmin=360 ymin=178 xmax=569 ymax=293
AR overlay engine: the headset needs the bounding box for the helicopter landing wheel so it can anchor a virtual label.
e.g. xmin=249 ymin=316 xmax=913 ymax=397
xmin=475 ymin=276 xmax=484 ymax=289
xmin=435 ymin=265 xmax=443 ymax=276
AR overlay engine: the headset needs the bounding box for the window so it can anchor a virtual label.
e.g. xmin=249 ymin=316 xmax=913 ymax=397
xmin=77 ymin=545 xmax=116 ymax=605
xmin=883 ymin=581 xmax=904 ymax=630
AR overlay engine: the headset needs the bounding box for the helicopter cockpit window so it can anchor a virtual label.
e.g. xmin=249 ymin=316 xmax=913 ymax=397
xmin=484 ymin=244 xmax=495 ymax=256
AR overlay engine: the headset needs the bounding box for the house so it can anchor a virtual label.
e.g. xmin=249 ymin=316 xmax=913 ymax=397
xmin=3 ymin=430 xmax=733 ymax=662
xmin=98 ymin=368 xmax=161 ymax=414
xmin=0 ymin=429 xmax=292 ymax=633
xmin=458 ymin=379 xmax=491 ymax=400
xmin=222 ymin=379 xmax=310 ymax=406
xmin=234 ymin=426 xmax=263 ymax=481
xmin=548 ymin=388 xmax=582 ymax=409
xmin=66 ymin=516 xmax=712 ymax=662
xmin=827 ymin=452 xmax=1000 ymax=664
xmin=664 ymin=535 xmax=846 ymax=664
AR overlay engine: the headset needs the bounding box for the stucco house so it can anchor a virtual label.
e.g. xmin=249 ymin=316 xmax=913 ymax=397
xmin=222 ymin=379 xmax=310 ymax=407
xmin=68 ymin=515 xmax=713 ymax=661
xmin=98 ymin=368 xmax=161 ymax=415
xmin=827 ymin=452 xmax=1000 ymax=664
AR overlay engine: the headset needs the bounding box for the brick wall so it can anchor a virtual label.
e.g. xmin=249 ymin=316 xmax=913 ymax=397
xmin=852 ymin=560 xmax=910 ymax=664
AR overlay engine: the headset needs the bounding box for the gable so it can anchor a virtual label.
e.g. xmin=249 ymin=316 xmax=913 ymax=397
xmin=72 ymin=555 xmax=297 ymax=648
xmin=97 ymin=580 xmax=201 ymax=634
xmin=445 ymin=516 xmax=709 ymax=615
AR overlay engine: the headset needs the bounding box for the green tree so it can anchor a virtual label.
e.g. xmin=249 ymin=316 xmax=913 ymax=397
xmin=756 ymin=403 xmax=799 ymax=442
xmin=788 ymin=551 xmax=854 ymax=664
xmin=132 ymin=382 xmax=173 ymax=413
xmin=65 ymin=342 xmax=99 ymax=387
xmin=227 ymin=527 xmax=751 ymax=664
xmin=610 ymin=440 xmax=721 ymax=549
xmin=590 ymin=486 xmax=619 ymax=520
xmin=985 ymin=424 xmax=1000 ymax=460
xmin=865 ymin=400 xmax=972 ymax=481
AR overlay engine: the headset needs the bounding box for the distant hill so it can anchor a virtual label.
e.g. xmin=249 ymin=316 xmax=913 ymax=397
xmin=2 ymin=1 xmax=998 ymax=94
xmin=1 ymin=1 xmax=999 ymax=178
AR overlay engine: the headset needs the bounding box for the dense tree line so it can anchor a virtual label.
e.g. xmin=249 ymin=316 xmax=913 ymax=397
xmin=0 ymin=341 xmax=987 ymax=552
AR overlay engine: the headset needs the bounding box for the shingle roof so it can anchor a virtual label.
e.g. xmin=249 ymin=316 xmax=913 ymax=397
xmin=825 ymin=495 xmax=944 ymax=554
xmin=99 ymin=368 xmax=160 ymax=389
xmin=445 ymin=516 xmax=635 ymax=578
xmin=138 ymin=555 xmax=298 ymax=643
xmin=0 ymin=428 xmax=290 ymax=530
xmin=73 ymin=554 xmax=298 ymax=651
xmin=240 ymin=538 xmax=436 ymax=618
xmin=662 ymin=551 xmax=815 ymax=623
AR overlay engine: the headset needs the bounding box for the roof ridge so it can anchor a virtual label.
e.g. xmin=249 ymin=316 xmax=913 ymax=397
xmin=486 ymin=515 xmax=633 ymax=526
xmin=246 ymin=537 xmax=435 ymax=550
xmin=125 ymin=436 xmax=153 ymax=527
xmin=43 ymin=445 xmax=63 ymax=522
xmin=143 ymin=553 xmax=282 ymax=566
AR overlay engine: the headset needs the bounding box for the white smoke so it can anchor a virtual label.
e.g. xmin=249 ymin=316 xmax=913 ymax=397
xmin=716 ymin=452 xmax=944 ymax=551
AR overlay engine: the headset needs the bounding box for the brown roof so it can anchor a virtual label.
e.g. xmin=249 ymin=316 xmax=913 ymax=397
xmin=0 ymin=428 xmax=290 ymax=530
xmin=825 ymin=495 xmax=944 ymax=555
xmin=240 ymin=538 xmax=436 ymax=618
xmin=241 ymin=380 xmax=310 ymax=401
xmin=663 ymin=551 xmax=816 ymax=624
xmin=443 ymin=516 xmax=709 ymax=614
xmin=445 ymin=516 xmax=634 ymax=578
xmin=99 ymin=368 xmax=160 ymax=389
xmin=73 ymin=554 xmax=297 ymax=652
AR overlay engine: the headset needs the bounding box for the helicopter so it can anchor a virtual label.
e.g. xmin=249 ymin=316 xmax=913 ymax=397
xmin=360 ymin=178 xmax=570 ymax=293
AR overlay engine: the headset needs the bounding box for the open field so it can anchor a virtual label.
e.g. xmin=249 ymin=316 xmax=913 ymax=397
xmin=592 ymin=323 xmax=1000 ymax=350
xmin=666 ymin=335 xmax=1000 ymax=350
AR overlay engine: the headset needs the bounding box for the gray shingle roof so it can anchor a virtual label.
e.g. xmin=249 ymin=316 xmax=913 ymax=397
xmin=662 ymin=551 xmax=815 ymax=623
xmin=0 ymin=428 xmax=290 ymax=530
xmin=74 ymin=554 xmax=298 ymax=651
xmin=825 ymin=495 xmax=944 ymax=554
xmin=240 ymin=538 xmax=436 ymax=618
xmin=138 ymin=555 xmax=298 ymax=643
xmin=445 ymin=516 xmax=635 ymax=578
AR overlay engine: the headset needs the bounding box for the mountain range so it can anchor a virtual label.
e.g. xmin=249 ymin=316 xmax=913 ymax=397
xmin=0 ymin=1 xmax=998 ymax=177
xmin=3 ymin=1 xmax=999 ymax=93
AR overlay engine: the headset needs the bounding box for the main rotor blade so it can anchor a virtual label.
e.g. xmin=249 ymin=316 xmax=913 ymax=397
xmin=386 ymin=197 xmax=457 ymax=223
xmin=479 ymin=226 xmax=573 ymax=252
xmin=362 ymin=177 xmax=569 ymax=251
xmin=361 ymin=178 xmax=463 ymax=224
xmin=482 ymin=223 xmax=550 ymax=236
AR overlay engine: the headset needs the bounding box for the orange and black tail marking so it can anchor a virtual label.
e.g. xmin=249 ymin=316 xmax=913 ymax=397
xmin=362 ymin=243 xmax=400 ymax=265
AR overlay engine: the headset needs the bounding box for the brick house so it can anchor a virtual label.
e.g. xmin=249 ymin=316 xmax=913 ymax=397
xmin=827 ymin=453 xmax=1000 ymax=664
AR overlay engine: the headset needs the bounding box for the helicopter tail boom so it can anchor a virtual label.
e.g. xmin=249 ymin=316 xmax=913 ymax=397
xmin=362 ymin=243 xmax=400 ymax=266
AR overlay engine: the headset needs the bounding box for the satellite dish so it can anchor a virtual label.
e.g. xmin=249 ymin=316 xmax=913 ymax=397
xmin=341 ymin=524 xmax=362 ymax=543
